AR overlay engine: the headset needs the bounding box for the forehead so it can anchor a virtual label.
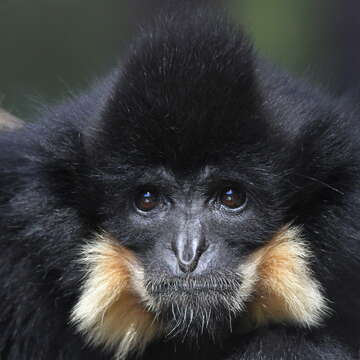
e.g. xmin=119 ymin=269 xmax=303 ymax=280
xmin=98 ymin=137 xmax=280 ymax=192
xmin=134 ymin=166 xmax=212 ymax=186
xmin=121 ymin=159 xmax=265 ymax=189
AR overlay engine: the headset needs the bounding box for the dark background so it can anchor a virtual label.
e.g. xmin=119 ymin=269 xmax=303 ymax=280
xmin=1 ymin=0 xmax=360 ymax=120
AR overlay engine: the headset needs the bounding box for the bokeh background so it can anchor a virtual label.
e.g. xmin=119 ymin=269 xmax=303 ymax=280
xmin=1 ymin=0 xmax=359 ymax=120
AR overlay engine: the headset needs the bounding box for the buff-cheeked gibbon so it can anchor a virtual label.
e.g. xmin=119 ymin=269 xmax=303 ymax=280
xmin=0 ymin=4 xmax=359 ymax=360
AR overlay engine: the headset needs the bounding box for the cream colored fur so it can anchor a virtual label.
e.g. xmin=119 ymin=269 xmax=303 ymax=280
xmin=71 ymin=226 xmax=328 ymax=359
xmin=71 ymin=235 xmax=160 ymax=359
xmin=247 ymin=226 xmax=328 ymax=327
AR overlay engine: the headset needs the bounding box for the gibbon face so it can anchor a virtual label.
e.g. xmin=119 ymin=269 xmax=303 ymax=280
xmin=72 ymin=141 xmax=327 ymax=359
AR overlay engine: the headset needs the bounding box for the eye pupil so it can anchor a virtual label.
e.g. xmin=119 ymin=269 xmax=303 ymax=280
xmin=143 ymin=191 xmax=152 ymax=199
xmin=220 ymin=187 xmax=245 ymax=209
xmin=135 ymin=190 xmax=159 ymax=211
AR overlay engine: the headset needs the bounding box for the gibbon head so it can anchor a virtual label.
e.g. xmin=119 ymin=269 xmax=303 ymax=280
xmin=71 ymin=7 xmax=328 ymax=360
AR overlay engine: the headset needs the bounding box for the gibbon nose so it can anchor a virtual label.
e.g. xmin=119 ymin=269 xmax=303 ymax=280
xmin=172 ymin=223 xmax=206 ymax=273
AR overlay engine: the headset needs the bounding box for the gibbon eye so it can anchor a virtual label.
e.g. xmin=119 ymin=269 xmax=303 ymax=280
xmin=135 ymin=189 xmax=159 ymax=211
xmin=219 ymin=187 xmax=246 ymax=209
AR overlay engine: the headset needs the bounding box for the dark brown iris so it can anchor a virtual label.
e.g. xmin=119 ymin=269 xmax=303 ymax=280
xmin=220 ymin=187 xmax=246 ymax=209
xmin=135 ymin=190 xmax=159 ymax=211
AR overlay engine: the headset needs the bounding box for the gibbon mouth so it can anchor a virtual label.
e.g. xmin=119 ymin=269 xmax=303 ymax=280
xmin=145 ymin=273 xmax=242 ymax=296
xmin=143 ymin=273 xmax=246 ymax=340
xmin=152 ymin=285 xmax=235 ymax=294
xmin=144 ymin=272 xmax=245 ymax=320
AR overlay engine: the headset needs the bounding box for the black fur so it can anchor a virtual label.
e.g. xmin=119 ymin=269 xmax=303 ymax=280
xmin=0 ymin=5 xmax=360 ymax=360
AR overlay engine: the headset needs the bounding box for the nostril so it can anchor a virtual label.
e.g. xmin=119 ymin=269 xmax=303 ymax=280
xmin=172 ymin=222 xmax=207 ymax=274
xmin=177 ymin=253 xmax=201 ymax=273
xmin=178 ymin=256 xmax=199 ymax=273
xmin=176 ymin=239 xmax=206 ymax=273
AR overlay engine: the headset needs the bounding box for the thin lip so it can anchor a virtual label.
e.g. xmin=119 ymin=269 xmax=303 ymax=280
xmin=147 ymin=284 xmax=237 ymax=295
xmin=145 ymin=273 xmax=242 ymax=295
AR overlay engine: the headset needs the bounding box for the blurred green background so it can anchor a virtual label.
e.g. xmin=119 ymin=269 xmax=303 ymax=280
xmin=0 ymin=0 xmax=359 ymax=120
